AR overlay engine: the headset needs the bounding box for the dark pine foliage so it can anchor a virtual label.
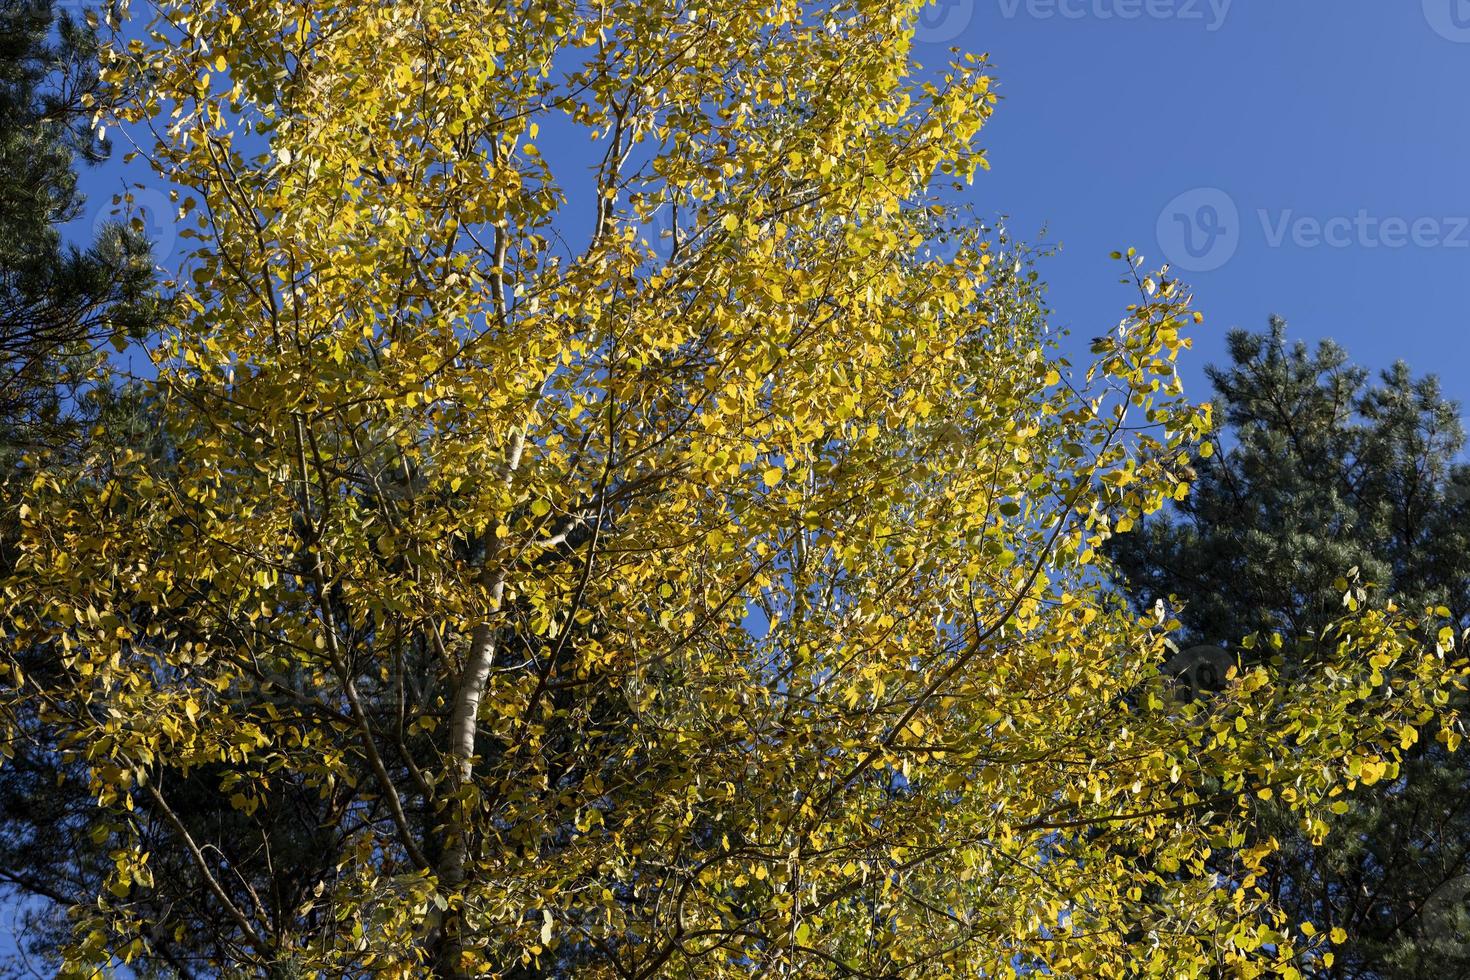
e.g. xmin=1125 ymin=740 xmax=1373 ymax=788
xmin=1110 ymin=317 xmax=1470 ymax=979
xmin=0 ymin=0 xmax=157 ymax=456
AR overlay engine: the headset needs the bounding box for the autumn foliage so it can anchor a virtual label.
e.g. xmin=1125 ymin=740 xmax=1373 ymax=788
xmin=0 ymin=1 xmax=1464 ymax=977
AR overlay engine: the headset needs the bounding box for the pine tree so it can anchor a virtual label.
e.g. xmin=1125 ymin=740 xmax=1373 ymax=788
xmin=0 ymin=1 xmax=163 ymax=971
xmin=0 ymin=0 xmax=157 ymax=455
xmin=1110 ymin=317 xmax=1470 ymax=979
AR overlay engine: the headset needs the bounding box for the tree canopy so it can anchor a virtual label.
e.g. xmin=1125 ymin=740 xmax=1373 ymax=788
xmin=0 ymin=3 xmax=1464 ymax=978
xmin=0 ymin=1 xmax=166 ymax=969
xmin=1110 ymin=319 xmax=1470 ymax=979
xmin=0 ymin=0 xmax=156 ymax=455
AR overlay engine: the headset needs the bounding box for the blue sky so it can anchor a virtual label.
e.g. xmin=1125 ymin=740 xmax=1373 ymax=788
xmin=914 ymin=0 xmax=1470 ymax=411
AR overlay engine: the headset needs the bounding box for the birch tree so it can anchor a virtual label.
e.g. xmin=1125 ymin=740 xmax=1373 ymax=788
xmin=1 ymin=1 xmax=1464 ymax=977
